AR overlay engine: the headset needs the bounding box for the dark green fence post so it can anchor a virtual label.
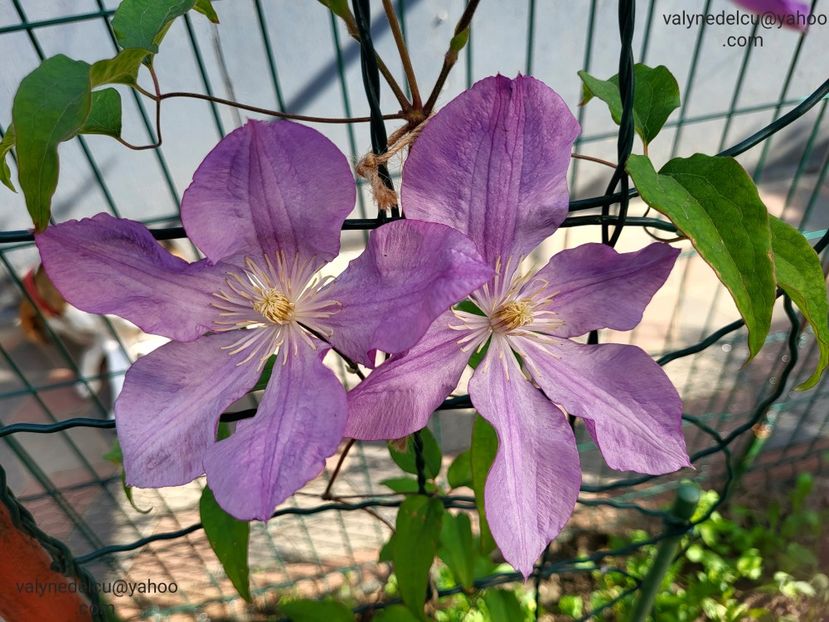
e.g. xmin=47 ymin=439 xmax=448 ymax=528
xmin=629 ymin=482 xmax=700 ymax=622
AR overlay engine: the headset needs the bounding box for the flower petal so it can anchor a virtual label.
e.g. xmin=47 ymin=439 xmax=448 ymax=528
xmin=181 ymin=120 xmax=355 ymax=266
xmin=514 ymin=336 xmax=689 ymax=475
xmin=525 ymin=242 xmax=679 ymax=338
xmin=320 ymin=220 xmax=492 ymax=366
xmin=468 ymin=337 xmax=581 ymax=578
xmin=345 ymin=311 xmax=475 ymax=440
xmin=36 ymin=213 xmax=226 ymax=341
xmin=204 ymin=340 xmax=347 ymax=521
xmin=116 ymin=332 xmax=261 ymax=488
xmin=402 ymin=75 xmax=580 ymax=265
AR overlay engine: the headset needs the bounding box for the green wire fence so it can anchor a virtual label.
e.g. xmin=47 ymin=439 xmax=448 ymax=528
xmin=0 ymin=0 xmax=827 ymax=619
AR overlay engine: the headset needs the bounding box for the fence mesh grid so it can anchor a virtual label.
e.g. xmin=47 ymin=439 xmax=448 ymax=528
xmin=0 ymin=0 xmax=828 ymax=619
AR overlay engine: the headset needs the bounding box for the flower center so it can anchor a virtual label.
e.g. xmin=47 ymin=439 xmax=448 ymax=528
xmin=253 ymin=290 xmax=295 ymax=324
xmin=209 ymin=252 xmax=341 ymax=368
xmin=491 ymin=300 xmax=533 ymax=333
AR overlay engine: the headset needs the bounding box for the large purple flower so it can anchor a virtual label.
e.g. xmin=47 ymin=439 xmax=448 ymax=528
xmin=345 ymin=76 xmax=690 ymax=576
xmin=36 ymin=120 xmax=491 ymax=520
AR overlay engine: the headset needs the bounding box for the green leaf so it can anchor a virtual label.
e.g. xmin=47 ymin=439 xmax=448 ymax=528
xmin=578 ymin=64 xmax=680 ymax=146
xmin=483 ymin=589 xmax=526 ymax=622
xmin=90 ymin=49 xmax=148 ymax=86
xmin=438 ymin=512 xmax=476 ymax=589
xmin=380 ymin=477 xmax=437 ymax=494
xmin=393 ymin=495 xmax=444 ymax=619
xmin=768 ymin=216 xmax=829 ymax=389
xmin=0 ymin=126 xmax=16 ymax=192
xmin=558 ymin=594 xmax=584 ymax=618
xmin=112 ymin=0 xmax=196 ymax=54
xmin=388 ymin=428 xmax=442 ymax=479
xmin=193 ymin=0 xmax=220 ymax=23
xmin=454 ymin=299 xmax=485 ymax=316
xmin=627 ymin=154 xmax=775 ymax=358
xmin=12 ymin=55 xmax=92 ymax=231
xmin=467 ymin=336 xmax=490 ymax=370
xmin=372 ymin=605 xmax=421 ymax=622
xmin=280 ymin=599 xmax=353 ymax=621
xmin=470 ymin=414 xmax=498 ymax=553
xmin=447 ymin=450 xmax=472 ymax=489
xmin=252 ymin=355 xmax=276 ymax=391
xmin=199 ymin=486 xmax=251 ymax=602
xmin=80 ymin=89 xmax=122 ymax=138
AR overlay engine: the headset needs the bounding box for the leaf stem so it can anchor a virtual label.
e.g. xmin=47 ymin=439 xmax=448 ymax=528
xmin=132 ymin=83 xmax=406 ymax=124
xmin=571 ymin=152 xmax=618 ymax=169
xmin=424 ymin=0 xmax=481 ymax=114
xmin=322 ymin=438 xmax=356 ymax=500
xmin=115 ymin=65 xmax=163 ymax=151
xmin=382 ymin=0 xmax=422 ymax=109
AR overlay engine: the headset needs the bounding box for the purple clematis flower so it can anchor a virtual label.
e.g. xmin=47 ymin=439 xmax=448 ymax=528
xmin=345 ymin=76 xmax=690 ymax=576
xmin=35 ymin=120 xmax=492 ymax=520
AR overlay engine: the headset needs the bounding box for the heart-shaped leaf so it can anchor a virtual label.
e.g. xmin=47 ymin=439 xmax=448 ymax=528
xmin=12 ymin=55 xmax=92 ymax=231
xmin=769 ymin=216 xmax=829 ymax=389
xmin=579 ymin=64 xmax=680 ymax=147
xmin=627 ymin=154 xmax=775 ymax=358
xmin=112 ymin=0 xmax=196 ymax=54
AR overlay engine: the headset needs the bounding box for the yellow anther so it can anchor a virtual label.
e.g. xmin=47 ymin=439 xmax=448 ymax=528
xmin=253 ymin=290 xmax=295 ymax=324
xmin=490 ymin=300 xmax=533 ymax=333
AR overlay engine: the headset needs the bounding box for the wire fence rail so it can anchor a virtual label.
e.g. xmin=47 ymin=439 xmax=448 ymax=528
xmin=0 ymin=0 xmax=828 ymax=620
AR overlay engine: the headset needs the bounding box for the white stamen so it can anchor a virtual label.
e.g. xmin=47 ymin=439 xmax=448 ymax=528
xmin=451 ymin=256 xmax=569 ymax=380
xmin=211 ymin=250 xmax=339 ymax=368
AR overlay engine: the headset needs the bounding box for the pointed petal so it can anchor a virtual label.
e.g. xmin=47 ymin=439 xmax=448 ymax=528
xmin=469 ymin=338 xmax=580 ymax=578
xmin=402 ymin=75 xmax=580 ymax=265
xmin=181 ymin=120 xmax=355 ymax=266
xmin=525 ymin=242 xmax=679 ymax=338
xmin=514 ymin=337 xmax=689 ymax=475
xmin=36 ymin=213 xmax=226 ymax=341
xmin=116 ymin=332 xmax=261 ymax=488
xmin=345 ymin=311 xmax=475 ymax=440
xmin=321 ymin=220 xmax=492 ymax=366
xmin=204 ymin=340 xmax=347 ymax=521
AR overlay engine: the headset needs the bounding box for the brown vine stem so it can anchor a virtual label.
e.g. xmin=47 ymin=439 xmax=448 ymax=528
xmin=116 ymin=65 xmax=163 ymax=151
xmin=571 ymin=153 xmax=618 ymax=169
xmin=424 ymin=0 xmax=481 ymax=114
xmin=382 ymin=0 xmax=422 ymax=110
xmin=132 ymin=83 xmax=406 ymax=124
xmin=322 ymin=438 xmax=356 ymax=500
